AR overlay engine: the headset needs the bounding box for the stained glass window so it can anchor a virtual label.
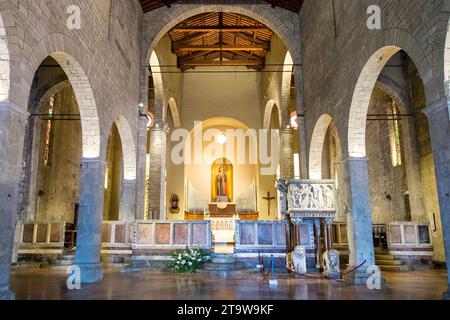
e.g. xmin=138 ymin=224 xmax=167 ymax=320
xmin=389 ymin=100 xmax=402 ymax=167
xmin=43 ymin=96 xmax=55 ymax=167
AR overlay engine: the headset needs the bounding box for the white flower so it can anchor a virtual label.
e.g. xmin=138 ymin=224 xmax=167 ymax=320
xmin=197 ymin=258 xmax=202 ymax=262
xmin=188 ymin=262 xmax=192 ymax=266
xmin=181 ymin=260 xmax=186 ymax=265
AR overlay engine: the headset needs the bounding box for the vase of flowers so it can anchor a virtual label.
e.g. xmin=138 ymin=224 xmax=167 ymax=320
xmin=204 ymin=210 xmax=211 ymax=219
xmin=170 ymin=248 xmax=209 ymax=273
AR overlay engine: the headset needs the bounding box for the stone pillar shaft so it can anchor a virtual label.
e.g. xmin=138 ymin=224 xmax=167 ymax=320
xmin=147 ymin=125 xmax=167 ymax=220
xmin=280 ymin=128 xmax=294 ymax=180
xmin=120 ymin=180 xmax=136 ymax=222
xmin=0 ymin=102 xmax=28 ymax=300
xmin=342 ymin=157 xmax=376 ymax=284
xmin=423 ymin=99 xmax=450 ymax=298
xmin=75 ymin=158 xmax=105 ymax=284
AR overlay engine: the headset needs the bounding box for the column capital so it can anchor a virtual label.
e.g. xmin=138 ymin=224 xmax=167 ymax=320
xmin=151 ymin=120 xmax=170 ymax=134
xmin=423 ymin=97 xmax=448 ymax=118
xmin=0 ymin=101 xmax=29 ymax=119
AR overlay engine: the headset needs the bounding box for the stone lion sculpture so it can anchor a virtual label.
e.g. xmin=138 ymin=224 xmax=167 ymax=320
xmin=286 ymin=245 xmax=307 ymax=274
xmin=323 ymin=249 xmax=341 ymax=279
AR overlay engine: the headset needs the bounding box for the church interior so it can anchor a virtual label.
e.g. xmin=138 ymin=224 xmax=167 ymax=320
xmin=1 ymin=0 xmax=450 ymax=301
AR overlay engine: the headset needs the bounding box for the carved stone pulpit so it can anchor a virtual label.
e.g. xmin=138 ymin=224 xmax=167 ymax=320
xmin=277 ymin=179 xmax=337 ymax=269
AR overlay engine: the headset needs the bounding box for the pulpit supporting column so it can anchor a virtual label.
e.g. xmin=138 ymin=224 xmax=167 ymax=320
xmin=314 ymin=219 xmax=322 ymax=269
xmin=325 ymin=218 xmax=333 ymax=250
xmin=75 ymin=158 xmax=106 ymax=283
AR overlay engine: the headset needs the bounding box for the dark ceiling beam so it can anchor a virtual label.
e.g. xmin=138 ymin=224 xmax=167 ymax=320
xmin=172 ymin=32 xmax=215 ymax=47
xmin=181 ymin=60 xmax=264 ymax=67
xmin=230 ymin=50 xmax=264 ymax=62
xmin=171 ymin=26 xmax=270 ymax=33
xmin=176 ymin=45 xmax=268 ymax=51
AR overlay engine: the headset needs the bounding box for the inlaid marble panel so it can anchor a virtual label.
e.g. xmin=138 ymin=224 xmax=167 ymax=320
xmin=300 ymin=224 xmax=310 ymax=246
xmin=155 ymin=224 xmax=171 ymax=245
xmin=276 ymin=224 xmax=286 ymax=246
xmin=102 ymin=224 xmax=112 ymax=243
xmin=115 ymin=224 xmax=126 ymax=244
xmin=258 ymin=224 xmax=273 ymax=245
xmin=174 ymin=224 xmax=189 ymax=245
xmin=22 ymin=224 xmax=34 ymax=243
xmin=192 ymin=223 xmax=207 ymax=245
xmin=137 ymin=224 xmax=153 ymax=245
xmin=339 ymin=225 xmax=348 ymax=243
xmin=36 ymin=224 xmax=48 ymax=243
xmin=390 ymin=225 xmax=402 ymax=244
xmin=404 ymin=225 xmax=417 ymax=244
xmin=49 ymin=224 xmax=61 ymax=243
xmin=240 ymin=223 xmax=255 ymax=245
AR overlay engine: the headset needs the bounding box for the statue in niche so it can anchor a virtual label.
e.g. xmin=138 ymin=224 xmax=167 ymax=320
xmin=216 ymin=165 xmax=228 ymax=199
xmin=169 ymin=194 xmax=180 ymax=214
xmin=323 ymin=250 xmax=341 ymax=279
xmin=212 ymin=159 xmax=232 ymax=203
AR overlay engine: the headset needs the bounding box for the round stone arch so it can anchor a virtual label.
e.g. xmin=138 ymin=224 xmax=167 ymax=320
xmin=113 ymin=115 xmax=137 ymax=181
xmin=143 ymin=3 xmax=300 ymax=66
xmin=22 ymin=33 xmax=101 ymax=159
xmin=347 ymin=30 xmax=432 ymax=158
xmin=141 ymin=2 xmax=302 ymax=114
xmin=263 ymin=99 xmax=282 ymax=130
xmin=149 ymin=50 xmax=165 ymax=119
xmin=309 ymin=114 xmax=342 ymax=180
xmin=167 ymin=97 xmax=181 ymax=128
xmin=0 ymin=13 xmax=10 ymax=102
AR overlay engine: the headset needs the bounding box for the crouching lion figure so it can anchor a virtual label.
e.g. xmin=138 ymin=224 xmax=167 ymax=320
xmin=323 ymin=249 xmax=341 ymax=279
xmin=286 ymin=245 xmax=307 ymax=274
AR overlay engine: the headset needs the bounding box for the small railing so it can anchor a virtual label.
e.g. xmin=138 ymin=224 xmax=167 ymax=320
xmin=131 ymin=220 xmax=212 ymax=249
xmin=235 ymin=220 xmax=286 ymax=249
xmin=19 ymin=221 xmax=65 ymax=246
xmin=388 ymin=222 xmax=432 ymax=248
xmin=102 ymin=221 xmax=130 ymax=246
xmin=332 ymin=222 xmax=348 ymax=246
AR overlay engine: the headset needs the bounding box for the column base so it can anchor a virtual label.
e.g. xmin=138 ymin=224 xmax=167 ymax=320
xmin=79 ymin=263 xmax=104 ymax=284
xmin=343 ymin=266 xmax=386 ymax=286
xmin=0 ymin=287 xmax=15 ymax=300
xmin=444 ymin=289 xmax=450 ymax=300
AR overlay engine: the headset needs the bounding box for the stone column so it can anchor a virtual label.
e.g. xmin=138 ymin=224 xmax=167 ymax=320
xmin=75 ymin=158 xmax=106 ymax=283
xmin=314 ymin=219 xmax=322 ymax=269
xmin=423 ymin=98 xmax=450 ymax=299
xmin=0 ymin=102 xmax=28 ymax=300
xmin=147 ymin=121 xmax=168 ymax=220
xmin=342 ymin=157 xmax=377 ymax=285
xmin=135 ymin=116 xmax=147 ymax=220
xmin=120 ymin=180 xmax=136 ymax=222
xmin=280 ymin=128 xmax=294 ymax=180
xmin=293 ymin=65 xmax=308 ymax=179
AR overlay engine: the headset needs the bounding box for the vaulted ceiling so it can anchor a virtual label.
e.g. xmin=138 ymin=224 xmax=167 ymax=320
xmin=169 ymin=12 xmax=274 ymax=71
xmin=139 ymin=1 xmax=303 ymax=14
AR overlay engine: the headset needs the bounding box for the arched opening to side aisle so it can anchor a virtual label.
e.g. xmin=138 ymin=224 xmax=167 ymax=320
xmin=348 ymin=47 xmax=444 ymax=277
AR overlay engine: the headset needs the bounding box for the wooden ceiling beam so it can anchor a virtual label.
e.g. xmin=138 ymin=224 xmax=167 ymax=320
xmin=172 ymin=32 xmax=216 ymax=46
xmin=176 ymin=45 xmax=268 ymax=51
xmin=230 ymin=50 xmax=264 ymax=61
xmin=171 ymin=26 xmax=270 ymax=32
xmin=181 ymin=60 xmax=264 ymax=67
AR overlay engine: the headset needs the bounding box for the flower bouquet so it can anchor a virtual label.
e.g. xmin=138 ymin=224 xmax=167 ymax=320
xmin=170 ymin=248 xmax=209 ymax=273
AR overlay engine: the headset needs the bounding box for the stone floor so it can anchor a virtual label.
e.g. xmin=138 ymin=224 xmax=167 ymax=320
xmin=9 ymin=269 xmax=449 ymax=300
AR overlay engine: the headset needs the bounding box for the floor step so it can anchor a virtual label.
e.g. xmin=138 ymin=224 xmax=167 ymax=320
xmin=59 ymin=255 xmax=75 ymax=261
xmin=380 ymin=265 xmax=414 ymax=272
xmin=376 ymin=259 xmax=405 ymax=266
xmin=210 ymin=254 xmax=237 ymax=264
xmin=375 ymin=254 xmax=395 ymax=261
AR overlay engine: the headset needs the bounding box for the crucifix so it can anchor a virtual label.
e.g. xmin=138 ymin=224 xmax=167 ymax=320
xmin=263 ymin=191 xmax=276 ymax=216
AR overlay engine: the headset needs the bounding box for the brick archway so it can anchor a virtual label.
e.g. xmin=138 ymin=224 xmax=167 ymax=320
xmin=114 ymin=115 xmax=137 ymax=181
xmin=167 ymin=97 xmax=181 ymax=128
xmin=0 ymin=13 xmax=10 ymax=102
xmin=309 ymin=114 xmax=342 ymax=180
xmin=23 ymin=34 xmax=101 ymax=159
xmin=263 ymin=99 xmax=281 ymax=130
